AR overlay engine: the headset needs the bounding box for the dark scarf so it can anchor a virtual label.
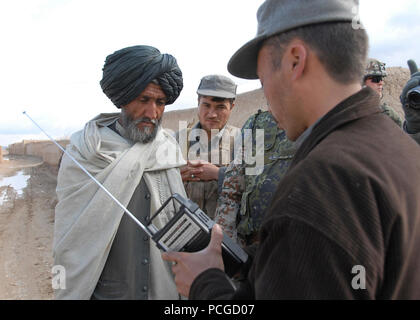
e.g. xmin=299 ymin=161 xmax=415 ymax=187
xmin=100 ymin=45 xmax=183 ymax=108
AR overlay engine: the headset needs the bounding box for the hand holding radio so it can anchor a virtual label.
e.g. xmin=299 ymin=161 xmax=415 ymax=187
xmin=162 ymin=224 xmax=225 ymax=297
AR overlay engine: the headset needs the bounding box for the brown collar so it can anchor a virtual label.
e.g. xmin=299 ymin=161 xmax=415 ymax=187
xmin=292 ymin=87 xmax=380 ymax=165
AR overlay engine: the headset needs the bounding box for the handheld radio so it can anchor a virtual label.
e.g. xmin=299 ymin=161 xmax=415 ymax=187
xmin=23 ymin=111 xmax=248 ymax=277
xmin=147 ymin=193 xmax=248 ymax=276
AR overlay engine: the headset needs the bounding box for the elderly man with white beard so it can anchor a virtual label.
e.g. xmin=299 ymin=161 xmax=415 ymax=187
xmin=53 ymin=45 xmax=186 ymax=300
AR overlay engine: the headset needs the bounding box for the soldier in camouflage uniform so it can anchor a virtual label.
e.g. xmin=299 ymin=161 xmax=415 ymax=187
xmin=363 ymin=58 xmax=403 ymax=127
xmin=214 ymin=110 xmax=296 ymax=246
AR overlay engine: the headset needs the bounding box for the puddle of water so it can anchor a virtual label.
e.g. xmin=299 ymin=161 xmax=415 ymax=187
xmin=0 ymin=170 xmax=30 ymax=205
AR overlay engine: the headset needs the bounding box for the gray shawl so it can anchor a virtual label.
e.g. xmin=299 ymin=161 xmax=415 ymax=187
xmin=53 ymin=113 xmax=186 ymax=299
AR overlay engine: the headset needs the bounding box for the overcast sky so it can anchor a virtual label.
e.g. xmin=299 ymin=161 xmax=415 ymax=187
xmin=1 ymin=0 xmax=419 ymax=146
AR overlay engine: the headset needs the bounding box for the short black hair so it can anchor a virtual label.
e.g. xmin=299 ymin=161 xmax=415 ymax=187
xmin=197 ymin=95 xmax=235 ymax=108
xmin=264 ymin=22 xmax=369 ymax=84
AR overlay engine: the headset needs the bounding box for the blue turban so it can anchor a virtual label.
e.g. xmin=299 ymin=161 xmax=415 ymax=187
xmin=100 ymin=45 xmax=183 ymax=108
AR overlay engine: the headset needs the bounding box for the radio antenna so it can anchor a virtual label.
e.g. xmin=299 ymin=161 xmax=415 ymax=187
xmin=22 ymin=111 xmax=153 ymax=237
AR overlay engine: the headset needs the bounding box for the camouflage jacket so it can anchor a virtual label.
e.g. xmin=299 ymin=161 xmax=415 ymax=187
xmin=177 ymin=123 xmax=240 ymax=219
xmin=214 ymin=111 xmax=296 ymax=245
xmin=380 ymin=103 xmax=403 ymax=127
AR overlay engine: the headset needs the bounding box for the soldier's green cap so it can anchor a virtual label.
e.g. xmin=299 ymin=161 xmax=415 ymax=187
xmin=228 ymin=0 xmax=360 ymax=79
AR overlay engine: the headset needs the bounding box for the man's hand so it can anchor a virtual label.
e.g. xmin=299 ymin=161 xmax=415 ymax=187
xmin=162 ymin=224 xmax=225 ymax=297
xmin=180 ymin=160 xmax=220 ymax=182
xmin=180 ymin=161 xmax=203 ymax=182
xmin=193 ymin=160 xmax=220 ymax=181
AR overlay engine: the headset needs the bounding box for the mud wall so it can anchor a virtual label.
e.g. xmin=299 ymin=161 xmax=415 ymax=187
xmin=8 ymin=140 xmax=28 ymax=155
xmin=8 ymin=140 xmax=69 ymax=167
xmin=382 ymin=67 xmax=410 ymax=118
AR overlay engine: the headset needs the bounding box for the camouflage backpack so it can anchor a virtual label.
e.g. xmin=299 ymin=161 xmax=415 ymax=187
xmin=236 ymin=110 xmax=296 ymax=244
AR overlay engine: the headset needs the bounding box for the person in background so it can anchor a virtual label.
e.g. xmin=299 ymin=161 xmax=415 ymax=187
xmin=363 ymin=58 xmax=403 ymax=127
xmin=214 ymin=110 xmax=295 ymax=247
xmin=176 ymin=75 xmax=240 ymax=219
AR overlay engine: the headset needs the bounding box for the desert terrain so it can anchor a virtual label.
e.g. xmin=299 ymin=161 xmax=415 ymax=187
xmin=0 ymin=154 xmax=56 ymax=299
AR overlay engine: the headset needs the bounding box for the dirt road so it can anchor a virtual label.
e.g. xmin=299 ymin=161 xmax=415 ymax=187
xmin=0 ymin=155 xmax=56 ymax=299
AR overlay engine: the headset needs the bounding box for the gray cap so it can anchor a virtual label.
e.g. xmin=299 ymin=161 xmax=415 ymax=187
xmin=228 ymin=0 xmax=360 ymax=79
xmin=196 ymin=74 xmax=237 ymax=99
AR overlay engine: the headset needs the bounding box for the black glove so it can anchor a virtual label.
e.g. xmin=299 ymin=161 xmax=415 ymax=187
xmin=400 ymin=60 xmax=420 ymax=133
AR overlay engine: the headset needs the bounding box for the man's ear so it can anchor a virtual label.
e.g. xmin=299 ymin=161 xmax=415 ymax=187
xmin=197 ymin=96 xmax=201 ymax=114
xmin=118 ymin=107 xmax=125 ymax=124
xmin=230 ymin=102 xmax=235 ymax=111
xmin=287 ymin=41 xmax=307 ymax=81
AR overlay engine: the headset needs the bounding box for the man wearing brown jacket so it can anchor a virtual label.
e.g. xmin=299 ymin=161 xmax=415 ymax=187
xmin=163 ymin=0 xmax=420 ymax=299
